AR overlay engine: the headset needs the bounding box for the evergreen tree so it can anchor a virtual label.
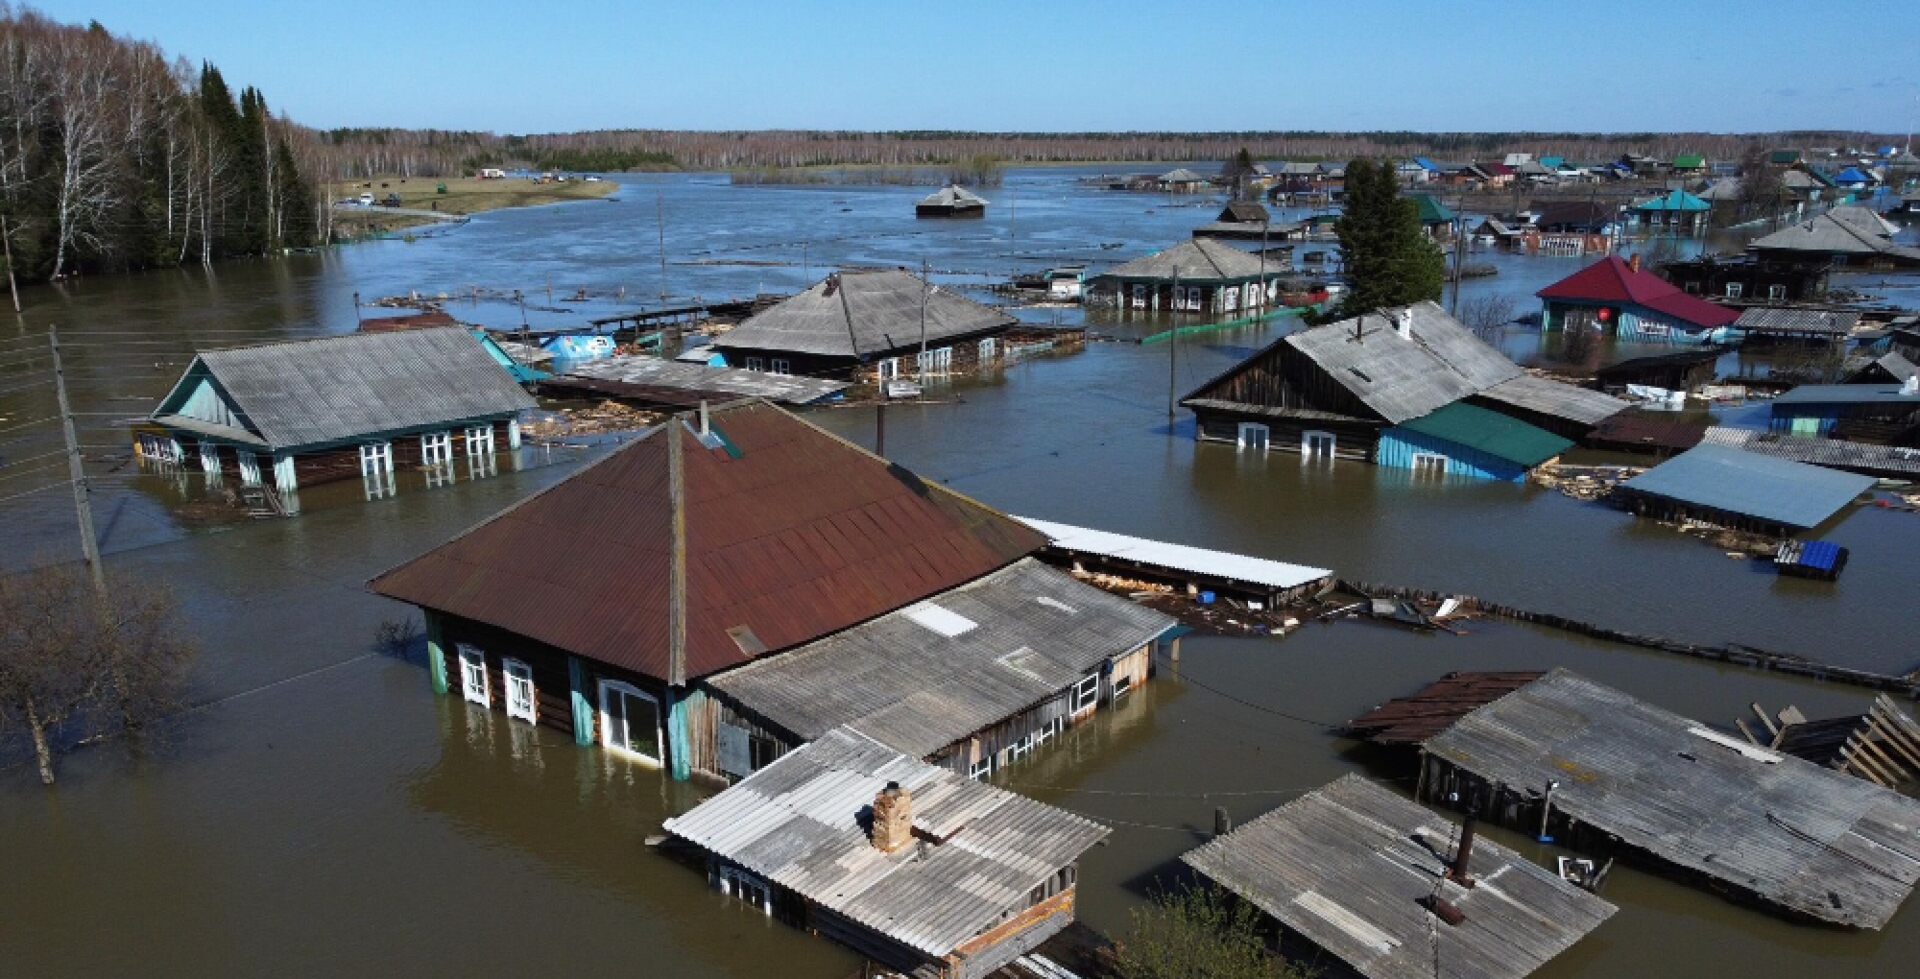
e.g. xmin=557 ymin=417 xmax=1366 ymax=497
xmin=1334 ymin=158 xmax=1444 ymax=316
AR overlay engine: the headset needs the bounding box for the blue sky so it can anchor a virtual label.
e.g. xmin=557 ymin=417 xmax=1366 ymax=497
xmin=43 ymin=0 xmax=1916 ymax=134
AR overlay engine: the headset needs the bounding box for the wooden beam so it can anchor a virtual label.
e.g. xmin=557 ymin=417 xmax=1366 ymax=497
xmin=1735 ymin=718 xmax=1762 ymax=747
xmin=1851 ymin=726 xmax=1913 ymax=782
xmin=1777 ymin=705 xmax=1808 ymax=727
xmin=1871 ymin=696 xmax=1920 ymax=762
xmin=1840 ymin=736 xmax=1898 ymax=786
xmin=1750 ymin=702 xmax=1781 ymax=740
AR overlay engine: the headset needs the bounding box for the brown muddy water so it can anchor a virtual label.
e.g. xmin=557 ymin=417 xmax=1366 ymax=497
xmin=2 ymin=169 xmax=1918 ymax=977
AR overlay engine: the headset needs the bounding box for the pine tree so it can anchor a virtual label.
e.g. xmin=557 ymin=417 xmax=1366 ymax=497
xmin=1334 ymin=158 xmax=1444 ymax=316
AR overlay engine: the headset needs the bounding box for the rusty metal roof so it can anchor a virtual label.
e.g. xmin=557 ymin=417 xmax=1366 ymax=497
xmin=1343 ymin=671 xmax=1546 ymax=745
xmin=368 ymin=399 xmax=1045 ymax=684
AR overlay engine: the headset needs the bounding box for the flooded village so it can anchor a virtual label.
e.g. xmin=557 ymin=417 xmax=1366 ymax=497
xmin=6 ymin=9 xmax=1920 ymax=979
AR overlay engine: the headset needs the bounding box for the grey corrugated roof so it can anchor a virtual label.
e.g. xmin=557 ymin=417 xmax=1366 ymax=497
xmin=1183 ymin=774 xmax=1615 ymax=979
xmin=1733 ymin=307 xmax=1862 ymax=335
xmin=917 ymin=185 xmax=988 ymax=208
xmin=716 ymin=270 xmax=1016 ymax=359
xmin=1619 ymin=444 xmax=1875 ymax=530
xmin=1160 ymin=168 xmax=1208 ymax=183
xmin=554 ymin=354 xmax=848 ymax=404
xmin=1750 ymin=207 xmax=1920 ymax=261
xmin=1702 ymin=427 xmax=1920 ymax=477
xmin=1097 ymin=238 xmax=1269 ymax=282
xmin=1422 ymin=670 xmax=1920 ymax=928
xmin=1475 ymin=374 xmax=1628 ymax=427
xmin=151 ymin=328 xmax=535 ymax=452
xmin=707 ymin=558 xmax=1171 ymax=758
xmin=1283 ymin=303 xmax=1523 ymax=424
xmin=1773 ymin=382 xmax=1920 ymax=406
xmin=661 ymin=727 xmax=1109 ymax=956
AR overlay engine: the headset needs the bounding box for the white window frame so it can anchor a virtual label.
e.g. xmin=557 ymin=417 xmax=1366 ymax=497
xmin=1071 ymin=672 xmax=1101 ymax=714
xmin=744 ymin=356 xmax=765 ymax=371
xmin=598 ymin=679 xmax=664 ymax=767
xmin=236 ymin=450 xmax=261 ymax=486
xmin=978 ymin=337 xmax=997 ymax=361
xmin=1303 ymin=430 xmax=1337 ymax=462
xmin=969 ymin=755 xmax=994 ymax=782
xmin=359 ymin=440 xmax=393 ymax=476
xmin=1767 ymin=284 xmax=1786 ymax=301
xmin=466 ymin=425 xmax=495 ymax=457
xmin=503 ymin=658 xmax=536 ymax=724
xmin=457 ymin=644 xmax=489 ymax=707
xmin=1032 ymin=716 xmax=1065 ymax=748
xmin=1236 ymin=422 xmax=1270 ymax=451
xmin=770 ymin=358 xmax=791 ymax=376
xmin=1005 ymin=733 xmax=1035 ymax=765
xmin=1223 ymin=286 xmax=1240 ymax=311
xmin=1725 ymin=282 xmax=1744 ymax=298
xmin=421 ymin=431 xmax=454 ymax=466
xmin=719 ymin=865 xmax=773 ymax=916
xmin=916 ymin=346 xmax=953 ymax=376
xmin=1411 ymin=452 xmax=1449 ymax=477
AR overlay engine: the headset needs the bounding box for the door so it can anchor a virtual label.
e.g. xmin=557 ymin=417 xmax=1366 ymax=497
xmin=1236 ymin=422 xmax=1270 ymax=452
xmin=1303 ymin=430 xmax=1336 ymax=462
xmin=599 ymin=680 xmax=663 ymax=765
xmin=503 ymin=659 xmax=536 ymax=723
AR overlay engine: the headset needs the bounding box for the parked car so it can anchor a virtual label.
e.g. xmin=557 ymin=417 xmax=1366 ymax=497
xmin=358 ymin=192 xmax=374 ymax=206
xmin=381 ymin=194 xmax=402 ymax=207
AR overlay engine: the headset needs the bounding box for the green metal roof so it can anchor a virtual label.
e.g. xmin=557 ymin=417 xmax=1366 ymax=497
xmin=1768 ymin=150 xmax=1801 ymax=165
xmin=1539 ymin=156 xmax=1565 ymax=169
xmin=1396 ymin=402 xmax=1573 ymax=467
xmin=1634 ymin=190 xmax=1710 ymax=212
xmin=1673 ymin=153 xmax=1706 ymax=169
xmin=1409 ymin=192 xmax=1455 ymax=224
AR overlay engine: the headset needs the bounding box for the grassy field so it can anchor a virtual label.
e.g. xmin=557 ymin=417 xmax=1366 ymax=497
xmin=328 ymin=175 xmax=619 ymax=237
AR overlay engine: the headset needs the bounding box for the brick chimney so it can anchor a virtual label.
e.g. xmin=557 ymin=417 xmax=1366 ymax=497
xmin=871 ymin=781 xmax=913 ymax=853
xmin=1628 ymin=253 xmax=1641 ymax=274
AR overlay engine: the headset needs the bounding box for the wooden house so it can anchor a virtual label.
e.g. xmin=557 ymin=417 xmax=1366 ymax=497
xmin=1656 ymin=254 xmax=1831 ymax=304
xmin=1183 ymin=774 xmax=1615 ymax=979
xmin=1190 ymin=202 xmax=1291 ymax=243
xmin=1085 ymin=238 xmax=1282 ymax=315
xmin=662 ymin=727 xmax=1108 ymax=978
xmin=712 ymin=269 xmax=1017 ymax=382
xmin=1748 ymin=207 xmax=1920 ymax=270
xmin=1373 ymin=402 xmax=1572 ymax=482
xmin=1592 ymin=346 xmax=1725 ymax=394
xmin=1408 ymin=192 xmax=1455 ymax=239
xmin=142 ymin=328 xmax=535 ymax=507
xmin=1180 ymin=302 xmax=1624 ymax=468
xmin=1769 ymin=381 xmax=1920 ymax=442
xmin=1532 ymin=201 xmax=1618 ymax=234
xmin=1632 ymin=189 xmax=1710 ymax=234
xmin=1404 ymin=669 xmax=1920 ymax=928
xmin=368 ymin=399 xmax=1173 ymax=783
xmin=1157 ymin=168 xmax=1211 ymax=193
xmin=1536 ymin=255 xmax=1741 ymax=344
xmin=916 ymin=185 xmax=988 ymax=218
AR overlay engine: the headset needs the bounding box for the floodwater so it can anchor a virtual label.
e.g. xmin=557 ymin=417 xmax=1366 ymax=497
xmin=3 ymin=168 xmax=1918 ymax=977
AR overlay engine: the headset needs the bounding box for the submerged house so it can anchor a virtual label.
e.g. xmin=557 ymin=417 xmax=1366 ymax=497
xmin=1657 ymin=254 xmax=1830 ymax=303
xmin=1408 ymin=192 xmax=1455 ymax=239
xmin=1632 ymin=189 xmax=1710 ymax=234
xmin=712 ymin=270 xmax=1017 ymax=382
xmin=142 ymin=328 xmax=535 ymax=504
xmin=1191 ymin=201 xmax=1291 ymax=242
xmin=1615 ymin=443 xmax=1877 ymax=535
xmin=1183 ymin=774 xmax=1616 ymax=979
xmin=1180 ymin=302 xmax=1623 ymax=474
xmin=1748 ymin=207 xmax=1920 ymax=270
xmin=1157 ymin=167 xmax=1211 ymax=193
xmin=1769 ymin=380 xmax=1920 ymax=442
xmin=916 ymin=185 xmax=988 ymax=218
xmin=368 ymin=399 xmax=1173 ymax=783
xmin=662 ymin=727 xmax=1108 ymax=978
xmin=1536 ymin=255 xmax=1741 ymax=343
xmin=1085 ymin=238 xmax=1282 ymax=315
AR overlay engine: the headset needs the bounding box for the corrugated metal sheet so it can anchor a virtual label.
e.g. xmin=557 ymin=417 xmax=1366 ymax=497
xmin=715 ymin=270 xmax=1016 ymax=359
xmin=369 ymin=400 xmax=1047 ymax=684
xmin=1095 ymin=239 xmax=1269 ymax=283
xmin=662 ymin=727 xmax=1108 ymax=957
xmin=1474 ymin=374 xmax=1628 ymax=428
xmin=1619 ymin=444 xmax=1876 ymax=530
xmin=1015 ymin=516 xmax=1332 ymax=590
xmin=919 ymin=186 xmax=989 ymax=208
xmin=1751 ymin=207 xmax=1920 ymax=260
xmin=1423 ymin=670 xmax=1920 ymax=929
xmin=1278 ymin=302 xmax=1521 ymax=424
xmin=150 ymin=328 xmax=536 ymax=452
xmin=1773 ymin=383 xmax=1920 ymax=406
xmin=1536 ymin=257 xmax=1740 ymax=329
xmin=549 ymin=354 xmax=848 ymax=405
xmin=1344 ymin=672 xmax=1547 ymax=744
xmin=1393 ymin=403 xmax=1572 ymax=468
xmin=707 ymin=558 xmax=1171 ymax=757
xmin=1702 ymin=427 xmax=1920 ymax=478
xmin=1733 ymin=307 xmax=1862 ymax=335
xmin=1182 ymin=774 xmax=1615 ymax=979
xmin=1587 ymin=411 xmax=1709 ymax=452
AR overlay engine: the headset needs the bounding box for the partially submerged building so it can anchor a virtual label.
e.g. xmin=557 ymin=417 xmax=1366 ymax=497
xmin=1616 ymin=443 xmax=1875 ymax=535
xmin=1408 ymin=192 xmax=1456 ymax=239
xmin=1731 ymin=307 xmax=1861 ymax=344
xmin=712 ymin=270 xmax=1017 ymax=381
xmin=1084 ymin=238 xmax=1282 ymax=315
xmin=368 ymin=399 xmax=1170 ymax=782
xmin=1657 ymin=254 xmax=1832 ymax=304
xmin=917 ymin=185 xmax=988 ymax=218
xmin=1015 ymin=515 xmax=1333 ymax=608
xmin=1703 ymin=427 xmax=1920 ymax=482
xmin=1632 ymin=189 xmax=1710 ymax=234
xmin=1182 ymin=773 xmax=1616 ymax=979
xmin=1374 ymin=402 xmax=1572 ymax=482
xmin=1748 ymin=207 xmax=1920 ymax=270
xmin=1770 ymin=381 xmax=1920 ymax=442
xmin=1536 ymin=255 xmax=1741 ymax=343
xmin=543 ymin=354 xmax=848 ymax=408
xmin=1180 ymin=302 xmax=1623 ymax=471
xmin=1405 ymin=669 xmax=1920 ymax=928
xmin=662 ymin=727 xmax=1109 ymax=978
xmin=142 ymin=328 xmax=535 ymax=502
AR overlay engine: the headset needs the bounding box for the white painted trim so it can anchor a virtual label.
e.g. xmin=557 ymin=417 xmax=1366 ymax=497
xmin=457 ymin=644 xmax=489 ymax=706
xmin=503 ymin=657 xmax=536 ymax=724
xmin=719 ymin=865 xmax=774 ymax=915
xmin=1236 ymin=422 xmax=1270 ymax=451
xmin=598 ymin=679 xmax=664 ymax=767
xmin=1302 ymin=429 xmax=1336 ymax=462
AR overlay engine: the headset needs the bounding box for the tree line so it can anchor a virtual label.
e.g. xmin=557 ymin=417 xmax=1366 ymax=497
xmin=0 ymin=6 xmax=319 ymax=284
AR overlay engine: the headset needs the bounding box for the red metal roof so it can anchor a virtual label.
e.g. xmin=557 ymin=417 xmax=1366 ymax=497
xmin=1344 ymin=671 xmax=1545 ymax=745
xmin=369 ymin=400 xmax=1045 ymax=685
xmin=1536 ymin=256 xmax=1740 ymax=330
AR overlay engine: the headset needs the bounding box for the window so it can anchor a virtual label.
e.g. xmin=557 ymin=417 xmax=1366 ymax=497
xmin=1130 ymin=283 xmax=1147 ymax=308
xmin=1725 ymin=282 xmax=1744 ymax=298
xmin=237 ymin=450 xmax=262 ymax=486
xmin=978 ymin=337 xmax=997 ymax=361
xmin=503 ymin=658 xmax=536 ymax=723
xmin=744 ymin=356 xmax=765 ymax=371
xmin=1303 ymin=430 xmax=1337 ymax=463
xmin=1412 ymin=452 xmax=1449 ymax=477
xmin=1236 ymin=422 xmax=1270 ymax=452
xmin=876 ymin=357 xmax=899 ymax=381
xmin=916 ymin=347 xmax=953 ymax=376
xmin=1683 ymin=281 xmax=1701 ymax=295
xmin=1222 ymin=286 xmax=1239 ymax=311
xmin=1005 ymin=733 xmax=1035 ymax=765
xmin=770 ymin=358 xmax=791 ymax=375
xmin=1113 ymin=674 xmax=1134 ymax=699
xmin=421 ymin=431 xmax=453 ymax=466
xmin=457 ymin=645 xmax=489 ymax=706
xmin=599 ymin=680 xmax=664 ymax=766
xmin=466 ymin=425 xmax=495 ymax=457
xmin=719 ymin=866 xmax=773 ymax=915
xmin=359 ymin=441 xmax=393 ymax=476
xmin=1032 ymin=716 xmax=1065 ymax=748
xmin=1071 ymin=672 xmax=1101 ymax=714
xmin=1767 ymin=284 xmax=1786 ymax=301
xmin=969 ymin=755 xmax=994 ymax=781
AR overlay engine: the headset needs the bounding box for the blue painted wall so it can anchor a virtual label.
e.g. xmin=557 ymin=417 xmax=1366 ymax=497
xmin=1542 ymin=301 xmax=1727 ymax=345
xmin=1376 ymin=428 xmax=1530 ymax=482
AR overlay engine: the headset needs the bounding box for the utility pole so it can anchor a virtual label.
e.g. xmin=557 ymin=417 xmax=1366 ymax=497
xmin=49 ymin=326 xmax=106 ymax=595
xmin=1449 ymin=215 xmax=1467 ymax=315
xmin=918 ymin=259 xmax=930 ymax=383
xmin=656 ymin=191 xmax=670 ymax=302
xmin=1 ymin=215 xmax=19 ymax=314
xmin=1167 ymin=272 xmax=1181 ymax=424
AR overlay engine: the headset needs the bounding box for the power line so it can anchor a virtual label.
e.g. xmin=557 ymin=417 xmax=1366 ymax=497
xmin=0 ymin=377 xmax=54 ymax=396
xmin=0 ymin=481 xmax=66 ymax=506
xmin=1151 ymin=650 xmax=1341 ymax=728
xmin=0 ymin=449 xmax=67 ymax=469
xmin=0 ymin=461 xmax=63 ymax=483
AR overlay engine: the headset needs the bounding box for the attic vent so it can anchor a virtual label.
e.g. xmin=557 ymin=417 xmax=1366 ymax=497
xmin=1035 ymin=596 xmax=1077 ymax=614
xmin=1349 ymin=367 xmax=1374 ymax=383
xmin=726 ymin=625 xmax=767 ymax=657
xmin=905 ymin=604 xmax=977 ymax=638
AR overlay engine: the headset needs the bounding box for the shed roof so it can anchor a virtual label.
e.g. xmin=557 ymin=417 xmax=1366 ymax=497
xmin=1619 ymin=444 xmax=1874 ymax=530
xmin=369 ymin=400 xmax=1046 ymax=685
xmin=1344 ymin=671 xmax=1547 ymax=745
xmin=1533 ymin=201 xmax=1616 ymax=229
xmin=1772 ymin=382 xmax=1920 ymax=406
xmin=149 ymin=328 xmax=536 ymax=453
xmin=1473 ymin=374 xmax=1628 ymax=428
xmin=1536 ymin=256 xmax=1740 ymax=330
xmin=918 ymin=185 xmax=988 ymax=208
xmin=1408 ymin=192 xmax=1455 ymax=223
xmin=1217 ymin=201 xmax=1270 ymax=223
xmin=706 ymin=558 xmax=1171 ymax=758
xmin=1701 ymin=427 xmax=1920 ymax=478
xmin=1585 ymin=410 xmax=1709 ymax=452
xmin=548 ymin=354 xmax=848 ymax=406
xmin=663 ymin=727 xmax=1109 ymax=958
xmin=1395 ymin=402 xmax=1573 ymax=467
xmin=1422 ymin=669 xmax=1920 ymax=928
xmin=1096 ymin=238 xmax=1269 ymax=283
xmin=1015 ymin=516 xmax=1333 ymax=591
xmin=1182 ymin=774 xmax=1616 ymax=979
xmin=715 ymin=270 xmax=1017 ymax=360
xmin=1160 ymin=168 xmax=1208 ymax=183
xmin=1673 ymin=153 xmax=1707 ymax=169
xmin=1732 ymin=307 xmax=1862 ymax=336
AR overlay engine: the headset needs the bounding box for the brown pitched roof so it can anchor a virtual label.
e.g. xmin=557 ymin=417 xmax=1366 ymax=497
xmin=369 ymin=400 xmax=1045 ymax=684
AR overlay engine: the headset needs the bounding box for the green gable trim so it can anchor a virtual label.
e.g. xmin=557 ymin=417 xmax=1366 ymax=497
xmin=1397 ymin=402 xmax=1573 ymax=467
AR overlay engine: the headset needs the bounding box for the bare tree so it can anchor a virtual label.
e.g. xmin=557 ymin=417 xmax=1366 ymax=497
xmin=0 ymin=562 xmax=196 ymax=785
xmin=1460 ymin=293 xmax=1518 ymax=342
xmin=47 ymin=28 xmax=121 ymax=279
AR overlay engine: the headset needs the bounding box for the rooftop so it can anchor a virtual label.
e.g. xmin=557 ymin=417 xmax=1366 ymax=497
xmin=1422 ymin=669 xmax=1920 ymax=928
xmin=1015 ymin=515 xmax=1333 ymax=591
xmin=918 ymin=185 xmax=988 ymax=208
xmin=715 ymin=269 xmax=1016 ymax=359
xmin=1619 ymin=443 xmax=1875 ymax=530
xmin=1701 ymin=427 xmax=1920 ymax=479
xmin=1182 ymin=774 xmax=1616 ymax=979
xmin=1772 ymin=382 xmax=1920 ymax=406
xmin=1634 ymin=189 xmax=1710 ymax=212
xmin=1732 ymin=307 xmax=1863 ymax=336
xmin=1396 ymin=402 xmax=1573 ymax=467
xmin=1536 ymin=256 xmax=1741 ymax=330
xmin=1096 ymin=238 xmax=1270 ymax=283
xmin=662 ymin=727 xmax=1109 ymax=958
xmin=547 ymin=354 xmax=848 ymax=406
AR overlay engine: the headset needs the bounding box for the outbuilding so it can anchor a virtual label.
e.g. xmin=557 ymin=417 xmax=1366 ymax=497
xmin=916 ymin=185 xmax=988 ymax=218
xmin=1615 ymin=443 xmax=1876 ymax=536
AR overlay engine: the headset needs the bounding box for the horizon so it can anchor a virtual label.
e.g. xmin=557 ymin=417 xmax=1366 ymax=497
xmin=42 ymin=0 xmax=1919 ymax=136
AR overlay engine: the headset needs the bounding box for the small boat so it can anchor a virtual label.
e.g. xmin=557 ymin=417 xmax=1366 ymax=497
xmin=885 ymin=379 xmax=923 ymax=400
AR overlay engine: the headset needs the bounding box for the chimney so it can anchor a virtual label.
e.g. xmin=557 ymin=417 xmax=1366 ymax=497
xmin=1393 ymin=308 xmax=1412 ymax=339
xmin=699 ymin=400 xmax=711 ymax=436
xmin=1904 ymin=375 xmax=1919 ymax=396
xmin=1629 ymin=253 xmax=1642 ymax=274
xmin=871 ymin=781 xmax=913 ymax=853
xmin=1446 ymin=806 xmax=1479 ymax=888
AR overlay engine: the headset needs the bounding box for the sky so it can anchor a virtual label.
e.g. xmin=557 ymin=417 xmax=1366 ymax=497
xmin=41 ymin=0 xmax=1919 ymax=136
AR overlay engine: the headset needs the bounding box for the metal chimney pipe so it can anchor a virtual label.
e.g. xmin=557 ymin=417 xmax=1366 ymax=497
xmin=1448 ymin=805 xmax=1480 ymax=888
xmin=699 ymin=400 xmax=710 ymax=436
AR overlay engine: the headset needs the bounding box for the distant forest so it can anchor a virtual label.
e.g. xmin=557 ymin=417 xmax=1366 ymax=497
xmin=0 ymin=8 xmax=319 ymax=283
xmin=307 ymin=127 xmax=1899 ymax=179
